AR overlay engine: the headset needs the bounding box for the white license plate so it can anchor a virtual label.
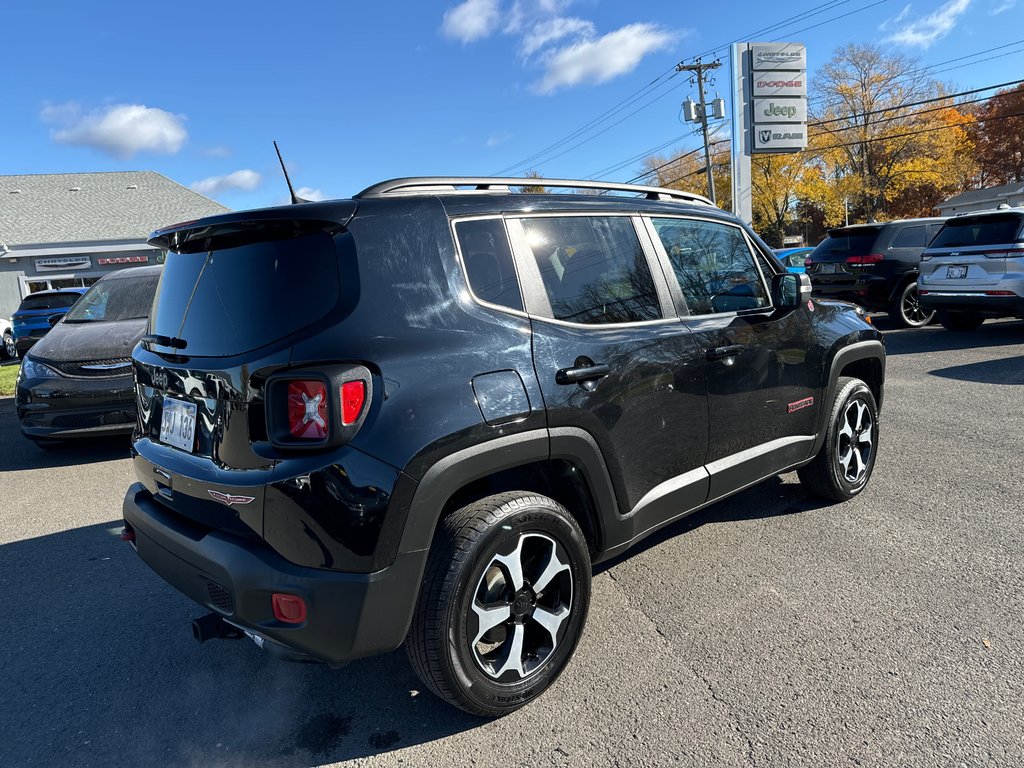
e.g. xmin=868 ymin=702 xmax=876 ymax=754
xmin=816 ymin=263 xmax=844 ymax=274
xmin=159 ymin=396 xmax=197 ymax=452
xmin=947 ymin=265 xmax=968 ymax=279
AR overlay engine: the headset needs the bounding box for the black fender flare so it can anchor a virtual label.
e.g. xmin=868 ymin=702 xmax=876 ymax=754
xmin=809 ymin=338 xmax=886 ymax=457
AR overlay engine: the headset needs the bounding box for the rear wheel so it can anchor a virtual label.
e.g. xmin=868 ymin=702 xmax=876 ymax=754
xmin=406 ymin=492 xmax=591 ymax=717
xmin=889 ymin=281 xmax=934 ymax=328
xmin=937 ymin=310 xmax=985 ymax=332
xmin=798 ymin=377 xmax=879 ymax=502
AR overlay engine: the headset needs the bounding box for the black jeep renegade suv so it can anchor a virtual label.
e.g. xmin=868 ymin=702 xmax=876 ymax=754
xmin=122 ymin=177 xmax=885 ymax=716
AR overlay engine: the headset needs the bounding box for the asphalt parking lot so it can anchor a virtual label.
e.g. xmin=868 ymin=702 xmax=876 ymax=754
xmin=1 ymin=319 xmax=1022 ymax=768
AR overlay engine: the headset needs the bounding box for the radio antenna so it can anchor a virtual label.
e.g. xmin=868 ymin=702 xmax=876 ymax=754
xmin=273 ymin=141 xmax=307 ymax=204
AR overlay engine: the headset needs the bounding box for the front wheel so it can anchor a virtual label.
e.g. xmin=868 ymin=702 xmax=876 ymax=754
xmin=2 ymin=332 xmax=15 ymax=360
xmin=937 ymin=310 xmax=985 ymax=332
xmin=798 ymin=377 xmax=879 ymax=502
xmin=889 ymin=281 xmax=935 ymax=328
xmin=406 ymin=492 xmax=591 ymax=717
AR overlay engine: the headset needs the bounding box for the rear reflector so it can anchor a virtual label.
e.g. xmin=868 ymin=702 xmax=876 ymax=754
xmin=120 ymin=527 xmax=135 ymax=542
xmin=287 ymin=380 xmax=329 ymax=440
xmin=341 ymin=381 xmax=365 ymax=425
xmin=985 ymin=290 xmax=1016 ymax=296
xmin=846 ymin=253 xmax=884 ymax=265
xmin=272 ymin=593 xmax=307 ymax=624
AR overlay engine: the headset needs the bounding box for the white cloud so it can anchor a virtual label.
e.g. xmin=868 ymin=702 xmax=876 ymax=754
xmin=190 ymin=170 xmax=262 ymax=196
xmin=883 ymin=0 xmax=972 ymax=47
xmin=42 ymin=102 xmax=187 ymax=158
xmin=295 ymin=186 xmax=326 ymax=201
xmin=521 ymin=17 xmax=594 ymax=57
xmin=441 ymin=0 xmax=501 ymax=43
xmin=990 ymin=0 xmax=1016 ymax=13
xmin=202 ymin=145 xmax=232 ymax=157
xmin=486 ymin=132 xmax=511 ymax=147
xmin=534 ymin=23 xmax=675 ymax=94
xmin=506 ymin=0 xmax=575 ymax=33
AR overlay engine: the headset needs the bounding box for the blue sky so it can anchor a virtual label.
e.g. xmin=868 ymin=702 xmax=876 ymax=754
xmin=4 ymin=0 xmax=1021 ymax=210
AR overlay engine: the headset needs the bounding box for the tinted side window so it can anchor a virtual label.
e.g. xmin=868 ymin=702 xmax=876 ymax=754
xmin=454 ymin=219 xmax=524 ymax=312
xmin=890 ymin=226 xmax=927 ymax=248
xmin=521 ymin=216 xmax=661 ymax=325
xmin=651 ymin=218 xmax=769 ymax=315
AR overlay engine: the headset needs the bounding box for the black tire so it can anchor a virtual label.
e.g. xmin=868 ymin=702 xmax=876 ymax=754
xmin=888 ymin=281 xmax=935 ymax=328
xmin=798 ymin=377 xmax=879 ymax=502
xmin=406 ymin=492 xmax=591 ymax=717
xmin=937 ymin=310 xmax=985 ymax=332
xmin=2 ymin=332 xmax=15 ymax=361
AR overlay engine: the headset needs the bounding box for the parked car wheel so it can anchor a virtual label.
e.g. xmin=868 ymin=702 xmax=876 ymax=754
xmin=798 ymin=377 xmax=879 ymax=502
xmin=407 ymin=492 xmax=591 ymax=717
xmin=937 ymin=310 xmax=985 ymax=332
xmin=889 ymin=281 xmax=935 ymax=328
xmin=2 ymin=331 xmax=16 ymax=360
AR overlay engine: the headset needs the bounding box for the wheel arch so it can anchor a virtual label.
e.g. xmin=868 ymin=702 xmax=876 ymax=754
xmin=810 ymin=339 xmax=885 ymax=457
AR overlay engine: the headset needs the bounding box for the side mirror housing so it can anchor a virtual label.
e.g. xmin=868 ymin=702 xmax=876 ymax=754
xmin=47 ymin=313 xmax=64 ymax=327
xmin=771 ymin=272 xmax=812 ymax=310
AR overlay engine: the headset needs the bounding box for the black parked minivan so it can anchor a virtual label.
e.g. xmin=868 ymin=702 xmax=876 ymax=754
xmin=123 ymin=177 xmax=885 ymax=716
xmin=806 ymin=218 xmax=946 ymax=327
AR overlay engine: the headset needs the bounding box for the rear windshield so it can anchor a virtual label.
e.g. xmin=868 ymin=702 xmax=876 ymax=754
xmin=64 ymin=272 xmax=161 ymax=324
xmin=930 ymin=215 xmax=1023 ymax=248
xmin=149 ymin=229 xmax=340 ymax=357
xmin=19 ymin=293 xmax=81 ymax=311
xmin=810 ymin=227 xmax=882 ymax=258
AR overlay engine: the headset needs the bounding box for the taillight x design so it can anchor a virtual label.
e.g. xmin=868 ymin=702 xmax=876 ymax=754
xmin=267 ymin=365 xmax=371 ymax=448
xmin=288 ymin=380 xmax=329 ymax=439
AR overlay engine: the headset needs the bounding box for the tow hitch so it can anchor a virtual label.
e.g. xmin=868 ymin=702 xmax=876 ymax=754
xmin=191 ymin=613 xmax=244 ymax=643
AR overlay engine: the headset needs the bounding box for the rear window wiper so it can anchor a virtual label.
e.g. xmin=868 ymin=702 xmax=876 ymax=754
xmin=142 ymin=333 xmax=188 ymax=350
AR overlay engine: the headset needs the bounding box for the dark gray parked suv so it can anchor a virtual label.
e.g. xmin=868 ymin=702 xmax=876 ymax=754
xmin=919 ymin=208 xmax=1024 ymax=330
xmin=806 ymin=218 xmax=946 ymax=327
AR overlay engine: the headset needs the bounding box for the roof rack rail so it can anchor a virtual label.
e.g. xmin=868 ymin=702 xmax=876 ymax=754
xmin=354 ymin=176 xmax=713 ymax=206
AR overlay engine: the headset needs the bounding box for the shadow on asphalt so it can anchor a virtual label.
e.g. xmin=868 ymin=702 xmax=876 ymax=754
xmin=929 ymin=355 xmax=1024 ymax=385
xmin=876 ymin=317 xmax=1023 ymax=356
xmin=1 ymin=521 xmax=481 ymax=767
xmin=0 ymin=400 xmax=131 ymax=471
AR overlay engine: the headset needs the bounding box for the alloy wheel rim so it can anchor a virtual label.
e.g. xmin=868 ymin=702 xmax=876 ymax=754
xmin=3 ymin=336 xmax=13 ymax=357
xmin=468 ymin=532 xmax=573 ymax=682
xmin=902 ymin=285 xmax=934 ymax=326
xmin=836 ymin=399 xmax=873 ymax=483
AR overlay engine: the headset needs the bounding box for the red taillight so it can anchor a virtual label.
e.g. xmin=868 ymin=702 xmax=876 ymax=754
xmin=846 ymin=253 xmax=884 ymax=265
xmin=341 ymin=380 xmax=365 ymax=425
xmin=120 ymin=527 xmax=135 ymax=542
xmin=272 ymin=593 xmax=307 ymax=624
xmin=287 ymin=380 xmax=329 ymax=440
xmin=804 ymin=257 xmax=813 ymax=268
xmin=985 ymin=290 xmax=1016 ymax=295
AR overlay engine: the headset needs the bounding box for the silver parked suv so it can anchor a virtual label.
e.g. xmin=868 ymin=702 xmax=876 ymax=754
xmin=919 ymin=208 xmax=1024 ymax=331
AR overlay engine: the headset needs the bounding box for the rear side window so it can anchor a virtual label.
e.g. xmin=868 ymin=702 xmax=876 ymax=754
xmin=150 ymin=228 xmax=340 ymax=357
xmin=930 ymin=215 xmax=1023 ymax=248
xmin=651 ymin=217 xmax=768 ymax=315
xmin=811 ymin=228 xmax=882 ymax=257
xmin=890 ymin=226 xmax=928 ymax=249
xmin=19 ymin=293 xmax=80 ymax=311
xmin=454 ymin=219 xmax=524 ymax=312
xmin=520 ymin=216 xmax=661 ymax=325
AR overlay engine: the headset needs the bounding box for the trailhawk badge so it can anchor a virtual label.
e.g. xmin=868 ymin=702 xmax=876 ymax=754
xmin=208 ymin=490 xmax=256 ymax=506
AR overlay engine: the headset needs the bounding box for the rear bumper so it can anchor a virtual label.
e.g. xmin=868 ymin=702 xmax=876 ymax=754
xmin=810 ymin=274 xmax=893 ymax=311
xmin=16 ymin=374 xmax=136 ymax=439
xmin=122 ymin=483 xmax=426 ymax=665
xmin=918 ymin=291 xmax=1024 ymax=318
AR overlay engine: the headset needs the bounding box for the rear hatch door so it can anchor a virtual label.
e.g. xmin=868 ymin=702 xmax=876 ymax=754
xmin=807 ymin=226 xmax=883 ymax=291
xmin=921 ymin=213 xmax=1024 ymax=289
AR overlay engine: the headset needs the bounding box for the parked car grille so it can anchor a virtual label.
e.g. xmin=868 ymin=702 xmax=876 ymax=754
xmin=206 ymin=581 xmax=235 ymax=614
xmin=49 ymin=358 xmax=133 ymax=378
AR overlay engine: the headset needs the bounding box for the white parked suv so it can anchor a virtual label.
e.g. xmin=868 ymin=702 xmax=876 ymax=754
xmin=919 ymin=208 xmax=1024 ymax=330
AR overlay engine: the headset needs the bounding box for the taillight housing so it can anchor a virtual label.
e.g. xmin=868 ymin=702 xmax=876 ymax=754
xmin=804 ymin=257 xmax=813 ymax=268
xmin=846 ymin=253 xmax=884 ymax=265
xmin=265 ymin=364 xmax=372 ymax=450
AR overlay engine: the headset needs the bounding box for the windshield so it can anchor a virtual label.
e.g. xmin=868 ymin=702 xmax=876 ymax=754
xmin=18 ymin=293 xmax=81 ymax=312
xmin=930 ymin=215 xmax=1023 ymax=248
xmin=64 ymin=272 xmax=161 ymax=324
xmin=811 ymin=228 xmax=882 ymax=258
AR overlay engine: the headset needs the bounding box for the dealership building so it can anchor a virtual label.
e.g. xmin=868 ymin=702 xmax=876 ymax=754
xmin=0 ymin=171 xmax=228 ymax=320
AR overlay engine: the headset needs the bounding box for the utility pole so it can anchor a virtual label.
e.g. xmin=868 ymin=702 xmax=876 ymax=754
xmin=677 ymin=58 xmax=722 ymax=204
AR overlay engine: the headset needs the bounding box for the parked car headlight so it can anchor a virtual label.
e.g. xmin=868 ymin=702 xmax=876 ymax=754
xmin=20 ymin=357 xmax=62 ymax=380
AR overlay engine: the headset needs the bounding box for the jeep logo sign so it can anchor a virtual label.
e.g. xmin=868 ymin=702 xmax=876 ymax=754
xmin=753 ymin=98 xmax=807 ymax=123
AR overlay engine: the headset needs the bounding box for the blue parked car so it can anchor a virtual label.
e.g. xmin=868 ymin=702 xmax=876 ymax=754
xmin=774 ymin=247 xmax=815 ymax=274
xmin=10 ymin=288 xmax=87 ymax=357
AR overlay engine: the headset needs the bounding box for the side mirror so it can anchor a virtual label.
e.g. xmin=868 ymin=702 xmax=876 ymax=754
xmin=47 ymin=313 xmax=64 ymax=327
xmin=771 ymin=272 xmax=812 ymax=310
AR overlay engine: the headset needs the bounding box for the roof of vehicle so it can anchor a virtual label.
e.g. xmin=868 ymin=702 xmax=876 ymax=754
xmin=22 ymin=288 xmax=88 ymax=298
xmin=828 ymin=217 xmax=946 ymax=234
xmin=94 ymin=264 xmax=164 ymax=281
xmin=947 ymin=206 xmax=1024 ymax=220
xmin=150 ymin=176 xmax=729 ymax=248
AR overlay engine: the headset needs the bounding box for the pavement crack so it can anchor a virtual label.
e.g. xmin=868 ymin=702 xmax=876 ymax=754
xmin=689 ymin=664 xmax=757 ymax=768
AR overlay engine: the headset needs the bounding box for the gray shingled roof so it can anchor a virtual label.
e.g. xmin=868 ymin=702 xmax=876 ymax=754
xmin=941 ymin=181 xmax=1024 ymax=208
xmin=0 ymin=171 xmax=229 ymax=246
